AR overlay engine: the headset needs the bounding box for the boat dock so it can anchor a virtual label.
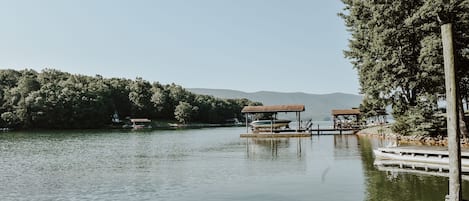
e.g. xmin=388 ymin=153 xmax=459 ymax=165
xmin=377 ymin=146 xmax=469 ymax=158
xmin=374 ymin=146 xmax=469 ymax=167
xmin=240 ymin=105 xmax=361 ymax=138
xmin=241 ymin=104 xmax=311 ymax=138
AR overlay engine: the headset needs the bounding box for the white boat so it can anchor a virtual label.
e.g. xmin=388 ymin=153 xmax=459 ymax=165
xmin=123 ymin=118 xmax=152 ymax=129
xmin=250 ymin=119 xmax=291 ymax=129
xmin=373 ymin=147 xmax=469 ymax=167
xmin=0 ymin=128 xmax=12 ymax=132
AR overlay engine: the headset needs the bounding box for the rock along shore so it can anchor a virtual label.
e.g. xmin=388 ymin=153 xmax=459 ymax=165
xmin=356 ymin=125 xmax=469 ymax=147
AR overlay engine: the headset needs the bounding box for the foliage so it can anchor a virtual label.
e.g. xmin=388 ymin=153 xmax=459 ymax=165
xmin=174 ymin=101 xmax=198 ymax=124
xmin=0 ymin=69 xmax=261 ymax=129
xmin=340 ymin=0 xmax=469 ymax=135
xmin=392 ymin=94 xmax=446 ymax=136
xmin=129 ymin=77 xmax=153 ymax=117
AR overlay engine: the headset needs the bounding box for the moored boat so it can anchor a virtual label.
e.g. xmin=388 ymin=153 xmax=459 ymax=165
xmin=250 ymin=119 xmax=291 ymax=129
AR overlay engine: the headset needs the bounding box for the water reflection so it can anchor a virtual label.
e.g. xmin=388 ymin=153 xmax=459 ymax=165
xmin=4 ymin=128 xmax=469 ymax=201
xmin=333 ymin=135 xmax=360 ymax=160
xmin=357 ymin=136 xmax=469 ymax=201
xmin=374 ymin=159 xmax=469 ymax=181
xmin=245 ymin=138 xmax=306 ymax=160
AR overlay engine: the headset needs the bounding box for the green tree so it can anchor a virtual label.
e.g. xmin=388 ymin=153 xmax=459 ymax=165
xmin=107 ymin=78 xmax=132 ymax=119
xmin=1 ymin=112 xmax=19 ymax=127
xmin=0 ymin=69 xmax=21 ymax=89
xmin=340 ymin=0 xmax=469 ymax=135
xmin=150 ymin=82 xmax=172 ymax=119
xmin=0 ymin=69 xmax=22 ymax=127
xmin=0 ymin=68 xmax=261 ymax=129
xmin=129 ymin=77 xmax=153 ymax=117
xmin=174 ymin=101 xmax=198 ymax=124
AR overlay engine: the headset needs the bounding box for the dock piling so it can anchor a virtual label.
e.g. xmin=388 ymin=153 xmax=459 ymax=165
xmin=442 ymin=22 xmax=462 ymax=201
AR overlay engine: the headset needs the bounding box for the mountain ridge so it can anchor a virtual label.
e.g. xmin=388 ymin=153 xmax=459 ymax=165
xmin=190 ymin=88 xmax=356 ymax=96
xmin=188 ymin=88 xmax=363 ymax=121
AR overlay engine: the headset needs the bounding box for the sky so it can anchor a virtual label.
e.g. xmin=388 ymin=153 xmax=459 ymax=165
xmin=0 ymin=0 xmax=360 ymax=95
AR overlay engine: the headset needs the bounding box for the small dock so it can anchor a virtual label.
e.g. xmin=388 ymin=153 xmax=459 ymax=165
xmin=374 ymin=146 xmax=469 ymax=167
xmin=377 ymin=146 xmax=469 ymax=157
xmin=240 ymin=104 xmax=313 ymax=138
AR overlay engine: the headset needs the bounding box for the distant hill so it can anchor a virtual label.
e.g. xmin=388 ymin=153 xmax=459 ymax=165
xmin=188 ymin=88 xmax=363 ymax=121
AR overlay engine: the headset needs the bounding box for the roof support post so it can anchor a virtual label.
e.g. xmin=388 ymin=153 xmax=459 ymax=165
xmin=297 ymin=112 xmax=301 ymax=132
xmin=246 ymin=113 xmax=249 ymax=134
xmin=271 ymin=114 xmax=274 ymax=134
xmin=333 ymin=115 xmax=336 ymax=129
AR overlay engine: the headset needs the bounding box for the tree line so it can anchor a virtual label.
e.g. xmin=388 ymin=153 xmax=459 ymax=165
xmin=340 ymin=0 xmax=469 ymax=135
xmin=0 ymin=69 xmax=261 ymax=129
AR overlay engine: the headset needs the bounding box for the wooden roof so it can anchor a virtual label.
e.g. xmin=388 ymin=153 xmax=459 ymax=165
xmin=331 ymin=109 xmax=361 ymax=116
xmin=241 ymin=104 xmax=305 ymax=113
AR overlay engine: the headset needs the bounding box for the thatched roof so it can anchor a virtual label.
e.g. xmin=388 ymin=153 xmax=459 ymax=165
xmin=331 ymin=109 xmax=361 ymax=116
xmin=241 ymin=104 xmax=305 ymax=113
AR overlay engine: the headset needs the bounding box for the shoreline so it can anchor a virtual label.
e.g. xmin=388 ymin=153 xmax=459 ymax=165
xmin=1 ymin=122 xmax=244 ymax=132
xmin=356 ymin=125 xmax=469 ymax=147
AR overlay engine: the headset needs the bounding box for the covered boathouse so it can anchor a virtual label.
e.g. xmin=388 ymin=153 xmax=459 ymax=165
xmin=240 ymin=104 xmax=312 ymax=138
xmin=331 ymin=108 xmax=361 ymax=129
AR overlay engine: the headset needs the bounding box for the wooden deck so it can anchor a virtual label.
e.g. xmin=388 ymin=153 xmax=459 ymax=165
xmin=374 ymin=146 xmax=469 ymax=167
xmin=310 ymin=128 xmax=358 ymax=135
xmin=240 ymin=128 xmax=357 ymax=137
xmin=241 ymin=128 xmax=357 ymax=136
xmin=378 ymin=146 xmax=469 ymax=157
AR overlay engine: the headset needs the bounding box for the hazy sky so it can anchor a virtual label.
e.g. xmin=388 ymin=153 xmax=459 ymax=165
xmin=0 ymin=0 xmax=359 ymax=95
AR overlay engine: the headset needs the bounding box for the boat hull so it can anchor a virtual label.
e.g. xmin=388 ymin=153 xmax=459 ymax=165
xmin=250 ymin=120 xmax=291 ymax=129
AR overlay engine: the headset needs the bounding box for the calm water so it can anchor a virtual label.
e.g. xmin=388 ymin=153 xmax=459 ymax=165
xmin=1 ymin=127 xmax=468 ymax=201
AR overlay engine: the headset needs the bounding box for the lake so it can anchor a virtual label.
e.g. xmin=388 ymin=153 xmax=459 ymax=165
xmin=1 ymin=127 xmax=468 ymax=201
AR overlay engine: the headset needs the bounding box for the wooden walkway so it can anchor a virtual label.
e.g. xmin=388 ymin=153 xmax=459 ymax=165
xmin=383 ymin=146 xmax=468 ymax=152
xmin=240 ymin=128 xmax=358 ymax=138
xmin=377 ymin=146 xmax=469 ymax=158
xmin=240 ymin=133 xmax=312 ymax=138
xmin=310 ymin=128 xmax=358 ymax=135
xmin=374 ymin=146 xmax=469 ymax=168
